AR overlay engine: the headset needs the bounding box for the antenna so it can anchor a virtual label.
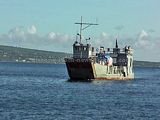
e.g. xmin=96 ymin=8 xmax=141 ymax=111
xmin=75 ymin=16 xmax=98 ymax=44
xmin=116 ymin=38 xmax=118 ymax=48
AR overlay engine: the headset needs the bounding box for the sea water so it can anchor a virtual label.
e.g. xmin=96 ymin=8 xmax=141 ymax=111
xmin=0 ymin=62 xmax=160 ymax=120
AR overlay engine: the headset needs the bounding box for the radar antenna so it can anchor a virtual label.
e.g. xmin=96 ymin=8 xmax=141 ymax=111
xmin=75 ymin=16 xmax=98 ymax=44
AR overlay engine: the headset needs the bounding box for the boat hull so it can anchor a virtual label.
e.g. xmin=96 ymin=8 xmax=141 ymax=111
xmin=65 ymin=58 xmax=134 ymax=81
xmin=65 ymin=60 xmax=94 ymax=80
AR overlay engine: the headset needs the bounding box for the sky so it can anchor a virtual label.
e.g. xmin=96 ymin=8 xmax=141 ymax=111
xmin=0 ymin=0 xmax=160 ymax=62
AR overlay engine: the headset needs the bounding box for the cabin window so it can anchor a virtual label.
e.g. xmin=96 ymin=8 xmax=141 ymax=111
xmin=74 ymin=46 xmax=81 ymax=51
xmin=78 ymin=47 xmax=82 ymax=51
xmin=75 ymin=47 xmax=78 ymax=51
xmin=92 ymin=47 xmax=94 ymax=52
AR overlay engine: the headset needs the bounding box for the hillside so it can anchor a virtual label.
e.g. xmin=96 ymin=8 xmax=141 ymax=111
xmin=134 ymin=61 xmax=160 ymax=67
xmin=0 ymin=45 xmax=159 ymax=67
xmin=0 ymin=45 xmax=72 ymax=64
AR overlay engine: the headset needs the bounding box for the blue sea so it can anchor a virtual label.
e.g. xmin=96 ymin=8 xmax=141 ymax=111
xmin=0 ymin=62 xmax=160 ymax=120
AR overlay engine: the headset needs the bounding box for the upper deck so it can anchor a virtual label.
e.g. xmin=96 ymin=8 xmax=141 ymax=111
xmin=71 ymin=17 xmax=133 ymax=67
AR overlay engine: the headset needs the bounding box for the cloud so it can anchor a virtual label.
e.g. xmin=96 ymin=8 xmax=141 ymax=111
xmin=133 ymin=30 xmax=160 ymax=61
xmin=47 ymin=32 xmax=71 ymax=43
xmin=93 ymin=32 xmax=134 ymax=49
xmin=8 ymin=26 xmax=25 ymax=40
xmin=0 ymin=25 xmax=72 ymax=52
xmin=135 ymin=30 xmax=151 ymax=49
xmin=93 ymin=32 xmax=114 ymax=48
xmin=0 ymin=26 xmax=159 ymax=61
xmin=27 ymin=25 xmax=37 ymax=34
xmin=48 ymin=32 xmax=56 ymax=39
xmin=139 ymin=30 xmax=148 ymax=39
xmin=93 ymin=30 xmax=160 ymax=61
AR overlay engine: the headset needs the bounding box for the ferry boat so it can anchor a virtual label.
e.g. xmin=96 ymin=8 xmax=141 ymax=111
xmin=65 ymin=18 xmax=134 ymax=81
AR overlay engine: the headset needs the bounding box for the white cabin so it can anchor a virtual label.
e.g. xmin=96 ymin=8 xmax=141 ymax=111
xmin=73 ymin=41 xmax=95 ymax=58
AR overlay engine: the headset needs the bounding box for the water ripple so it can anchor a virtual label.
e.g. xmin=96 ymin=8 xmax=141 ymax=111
xmin=0 ymin=63 xmax=160 ymax=120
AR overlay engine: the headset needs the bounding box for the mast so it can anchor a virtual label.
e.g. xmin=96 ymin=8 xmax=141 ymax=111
xmin=75 ymin=16 xmax=98 ymax=44
xmin=116 ymin=38 xmax=118 ymax=48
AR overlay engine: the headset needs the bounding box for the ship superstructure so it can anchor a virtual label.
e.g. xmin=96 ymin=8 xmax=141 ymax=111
xmin=65 ymin=18 xmax=134 ymax=81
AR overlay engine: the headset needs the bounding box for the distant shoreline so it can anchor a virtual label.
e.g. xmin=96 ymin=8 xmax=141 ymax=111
xmin=0 ymin=45 xmax=159 ymax=67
